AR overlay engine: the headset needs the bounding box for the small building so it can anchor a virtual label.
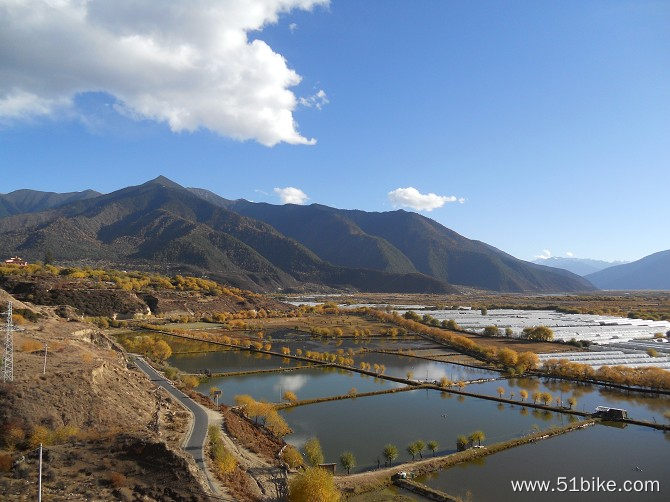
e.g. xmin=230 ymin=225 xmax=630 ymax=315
xmin=318 ymin=463 xmax=337 ymax=474
xmin=594 ymin=406 xmax=628 ymax=419
xmin=4 ymin=256 xmax=28 ymax=267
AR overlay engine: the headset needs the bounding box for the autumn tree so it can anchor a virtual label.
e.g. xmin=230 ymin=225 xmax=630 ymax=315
xmin=304 ymin=437 xmax=325 ymax=466
xmin=406 ymin=443 xmax=419 ymax=461
xmin=519 ymin=389 xmax=528 ymax=402
xmin=283 ymin=391 xmax=298 ymax=403
xmin=469 ymin=430 xmax=485 ymax=446
xmin=427 ymin=440 xmax=438 ymax=457
xmin=281 ymin=446 xmax=304 ymax=469
xmin=288 ymin=467 xmax=341 ymax=502
xmin=456 ymin=435 xmax=469 ymax=451
xmin=567 ymin=397 xmax=577 ymax=409
xmin=383 ymin=444 xmax=398 ymax=466
xmin=496 ymin=386 xmax=505 ymax=398
xmin=522 ymin=326 xmax=554 ymax=341
xmin=339 ymin=451 xmax=356 ymax=475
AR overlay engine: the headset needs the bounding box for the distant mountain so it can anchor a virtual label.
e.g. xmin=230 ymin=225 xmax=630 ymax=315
xmin=532 ymin=257 xmax=628 ymax=276
xmin=189 ymin=188 xmax=595 ymax=293
xmin=0 ymin=189 xmax=101 ymax=217
xmin=0 ymin=177 xmax=452 ymax=294
xmin=585 ymin=250 xmax=670 ymax=290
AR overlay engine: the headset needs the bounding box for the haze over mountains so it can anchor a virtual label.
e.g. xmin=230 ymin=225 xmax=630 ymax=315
xmin=0 ymin=176 xmax=601 ymax=293
xmin=532 ymin=257 xmax=629 ymax=276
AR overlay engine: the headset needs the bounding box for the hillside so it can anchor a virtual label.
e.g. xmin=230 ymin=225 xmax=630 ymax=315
xmin=532 ymin=257 xmax=627 ymax=276
xmin=192 ymin=191 xmax=595 ymax=293
xmin=0 ymin=189 xmax=101 ymax=217
xmin=0 ymin=177 xmax=451 ymax=294
xmin=586 ymin=250 xmax=670 ymax=290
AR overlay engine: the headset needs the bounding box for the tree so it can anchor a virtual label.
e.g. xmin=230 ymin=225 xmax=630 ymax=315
xmin=505 ymin=327 xmax=514 ymax=337
xmin=522 ymin=326 xmax=554 ymax=341
xmin=281 ymin=446 xmax=304 ymax=469
xmin=532 ymin=391 xmax=541 ymax=404
xmin=339 ymin=451 xmax=356 ymax=475
xmin=470 ymin=430 xmax=485 ymax=446
xmin=516 ymin=352 xmax=539 ymax=373
xmin=427 ymin=440 xmax=438 ymax=457
xmin=497 ymin=386 xmax=505 ymax=398
xmin=439 ymin=376 xmax=450 ymax=388
xmin=283 ymin=390 xmax=298 ymax=403
xmin=540 ymin=392 xmax=552 ymax=406
xmin=519 ymin=389 xmax=528 ymax=402
xmin=152 ymin=340 xmax=172 ymax=361
xmin=414 ymin=440 xmax=426 ymax=459
xmin=383 ymin=444 xmax=398 ymax=466
xmin=304 ymin=437 xmax=325 ymax=466
xmin=483 ymin=325 xmax=500 ymax=337
xmin=481 ymin=307 xmax=488 ymax=315
xmin=406 ymin=443 xmax=419 ymax=461
xmin=288 ymin=467 xmax=341 ymax=502
xmin=456 ymin=435 xmax=468 ymax=451
xmin=567 ymin=397 xmax=577 ymax=409
xmin=406 ymin=371 xmax=414 ymax=380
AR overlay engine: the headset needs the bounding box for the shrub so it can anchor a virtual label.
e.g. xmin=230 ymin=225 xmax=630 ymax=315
xmin=288 ymin=467 xmax=340 ymax=502
xmin=20 ymin=339 xmax=43 ymax=353
xmin=108 ymin=472 xmax=127 ymax=488
xmin=282 ymin=445 xmax=304 ymax=469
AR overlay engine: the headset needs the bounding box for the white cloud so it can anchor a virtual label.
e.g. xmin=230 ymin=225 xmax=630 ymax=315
xmin=299 ymin=89 xmax=329 ymax=110
xmin=274 ymin=186 xmax=309 ymax=204
xmin=535 ymin=249 xmax=552 ymax=260
xmin=0 ymin=0 xmax=329 ymax=146
xmin=566 ymin=251 xmax=574 ymax=257
xmin=387 ymin=187 xmax=464 ymax=212
xmin=289 ymin=22 xmax=298 ymax=32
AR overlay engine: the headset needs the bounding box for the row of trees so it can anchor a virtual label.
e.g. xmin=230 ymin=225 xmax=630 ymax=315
xmin=542 ymin=358 xmax=670 ymax=390
xmin=234 ymin=395 xmax=291 ymax=437
xmin=456 ymin=430 xmax=485 ymax=451
xmin=363 ymin=308 xmax=540 ymax=375
xmin=207 ymin=425 xmax=237 ymax=476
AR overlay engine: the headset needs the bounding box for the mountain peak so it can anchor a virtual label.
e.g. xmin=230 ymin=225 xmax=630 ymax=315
xmin=142 ymin=175 xmax=183 ymax=189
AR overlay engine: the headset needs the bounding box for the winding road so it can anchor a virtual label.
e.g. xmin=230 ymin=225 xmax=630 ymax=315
xmin=133 ymin=356 xmax=217 ymax=493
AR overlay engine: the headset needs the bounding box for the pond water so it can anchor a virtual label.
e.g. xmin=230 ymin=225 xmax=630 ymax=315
xmin=418 ymin=424 xmax=669 ymax=501
xmin=355 ymin=351 xmax=501 ymax=382
xmin=197 ymin=366 xmax=404 ymax=406
xmin=169 ymin=349 xmax=300 ymax=373
xmin=467 ymin=377 xmax=670 ymax=423
xmin=281 ymin=388 xmax=572 ymax=472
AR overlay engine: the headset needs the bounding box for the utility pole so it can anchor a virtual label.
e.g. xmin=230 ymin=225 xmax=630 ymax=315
xmin=38 ymin=443 xmax=43 ymax=502
xmin=2 ymin=301 xmax=16 ymax=383
xmin=43 ymin=342 xmax=48 ymax=374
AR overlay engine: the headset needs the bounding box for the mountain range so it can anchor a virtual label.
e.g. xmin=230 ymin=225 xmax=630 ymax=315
xmin=0 ymin=189 xmax=101 ymax=218
xmin=532 ymin=257 xmax=628 ymax=276
xmin=0 ymin=176 xmax=597 ymax=293
xmin=585 ymin=250 xmax=670 ymax=290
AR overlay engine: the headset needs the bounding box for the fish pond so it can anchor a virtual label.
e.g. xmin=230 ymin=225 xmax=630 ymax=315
xmin=197 ymin=366 xmax=405 ymax=406
xmin=467 ymin=377 xmax=670 ymax=423
xmin=281 ymin=388 xmax=572 ymax=472
xmin=418 ymin=423 xmax=669 ymax=501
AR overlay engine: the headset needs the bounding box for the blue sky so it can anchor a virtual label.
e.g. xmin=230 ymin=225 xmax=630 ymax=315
xmin=1 ymin=1 xmax=668 ymax=262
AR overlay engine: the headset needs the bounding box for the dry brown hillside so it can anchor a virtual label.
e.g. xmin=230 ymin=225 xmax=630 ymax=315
xmin=0 ymin=301 xmax=212 ymax=501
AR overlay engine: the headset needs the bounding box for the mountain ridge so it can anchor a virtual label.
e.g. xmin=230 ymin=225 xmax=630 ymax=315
xmin=585 ymin=250 xmax=670 ymax=290
xmin=188 ymin=187 xmax=595 ymax=293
